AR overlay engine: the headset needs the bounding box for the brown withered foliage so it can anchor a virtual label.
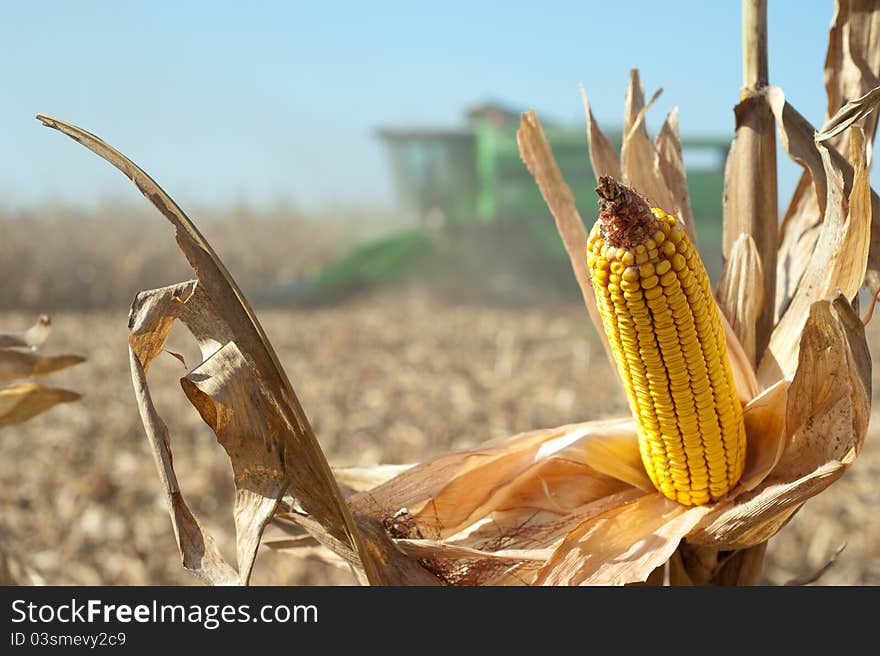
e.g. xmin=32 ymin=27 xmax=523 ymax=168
xmin=0 ymin=314 xmax=83 ymax=584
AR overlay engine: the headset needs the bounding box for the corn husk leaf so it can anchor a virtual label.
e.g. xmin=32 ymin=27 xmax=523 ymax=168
xmin=654 ymin=106 xmax=696 ymax=246
xmin=38 ymin=115 xmax=386 ymax=586
xmin=333 ymin=464 xmax=414 ymax=493
xmin=598 ymin=71 xmax=697 ymax=235
xmin=0 ymin=382 xmax=80 ymax=428
xmin=722 ymin=88 xmax=778 ymax=357
xmin=338 ymin=419 xmax=649 ymax=584
xmin=687 ymin=295 xmax=870 ymax=548
xmin=759 ymin=123 xmax=872 ymax=386
xmin=332 ymin=381 xmax=787 ymax=586
xmin=717 ymin=234 xmax=764 ymax=364
xmin=535 ymin=494 xmax=709 ymax=586
xmin=617 ymin=71 xmax=703 ymax=249
xmin=350 ymin=419 xmax=640 ymax=540
xmin=580 ymin=86 xmax=621 ymax=180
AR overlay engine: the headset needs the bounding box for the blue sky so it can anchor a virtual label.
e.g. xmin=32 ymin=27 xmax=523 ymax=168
xmin=0 ymin=1 xmax=845 ymax=213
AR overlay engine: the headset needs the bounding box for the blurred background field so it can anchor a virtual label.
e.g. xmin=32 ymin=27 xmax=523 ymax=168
xmin=1 ymin=200 xmax=879 ymax=585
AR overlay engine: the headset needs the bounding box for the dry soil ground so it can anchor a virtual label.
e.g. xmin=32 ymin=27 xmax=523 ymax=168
xmin=2 ymin=285 xmax=879 ymax=585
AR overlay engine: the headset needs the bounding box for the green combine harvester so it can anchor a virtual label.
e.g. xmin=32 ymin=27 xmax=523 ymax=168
xmin=277 ymin=101 xmax=728 ymax=305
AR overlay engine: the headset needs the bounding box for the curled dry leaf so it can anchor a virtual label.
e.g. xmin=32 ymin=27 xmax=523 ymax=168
xmin=38 ymin=115 xmax=386 ymax=585
xmin=817 ymin=86 xmax=880 ymax=144
xmin=824 ymin=0 xmax=880 ymax=163
xmin=777 ymin=0 xmax=880 ymax=315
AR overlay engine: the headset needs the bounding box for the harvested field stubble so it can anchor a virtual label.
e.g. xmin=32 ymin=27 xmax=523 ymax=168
xmin=1 ymin=285 xmax=879 ymax=584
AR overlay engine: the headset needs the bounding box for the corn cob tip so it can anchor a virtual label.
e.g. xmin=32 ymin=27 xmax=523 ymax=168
xmin=595 ymin=176 xmax=655 ymax=249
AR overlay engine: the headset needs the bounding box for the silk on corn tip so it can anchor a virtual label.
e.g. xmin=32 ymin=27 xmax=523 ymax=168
xmin=587 ymin=176 xmax=746 ymax=506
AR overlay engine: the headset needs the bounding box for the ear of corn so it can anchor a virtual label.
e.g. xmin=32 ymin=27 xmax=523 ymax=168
xmin=587 ymin=177 xmax=746 ymax=506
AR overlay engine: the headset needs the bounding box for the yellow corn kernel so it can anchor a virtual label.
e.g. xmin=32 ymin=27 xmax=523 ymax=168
xmin=590 ymin=176 xmax=746 ymax=506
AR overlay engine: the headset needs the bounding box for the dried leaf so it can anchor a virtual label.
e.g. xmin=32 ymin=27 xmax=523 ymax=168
xmin=39 ymin=115 xmax=384 ymax=585
xmin=759 ymin=125 xmax=871 ymax=386
xmin=722 ymin=88 xmax=777 ymax=358
xmin=776 ymin=17 xmax=880 ymax=313
xmin=180 ymin=339 xmax=290 ymax=582
xmin=517 ymin=111 xmax=614 ymax=369
xmin=776 ymin=175 xmax=822 ymax=322
xmin=824 ymin=0 xmax=880 ymax=163
xmin=774 ymin=295 xmax=870 ymax=479
xmin=687 ymin=462 xmax=844 ymax=550
xmin=128 ymin=283 xmax=238 ymax=585
xmin=273 ymin=510 xmax=440 ymax=585
xmin=688 ymin=295 xmax=870 ymax=549
xmin=342 ymin=383 xmax=784 ymax=585
xmin=333 ymin=464 xmax=414 ymax=492
xmin=738 ymin=377 xmax=790 ymax=492
xmin=351 ymin=419 xmax=636 ymax=539
xmin=0 ymin=315 xmax=51 ymax=349
xmin=721 ymin=311 xmax=762 ymax=402
xmin=579 ymin=86 xmax=621 ymax=180
xmin=0 ymin=350 xmax=85 ymax=383
xmin=717 ymin=234 xmax=764 ymax=363
xmin=654 ymin=106 xmax=697 ymax=247
xmin=0 ymin=382 xmax=80 ymax=428
xmin=621 ymin=71 xmax=674 ymax=213
xmin=534 ymin=493 xmax=709 ymax=586
xmin=817 ymin=86 xmax=880 ymax=143
xmin=393 ymin=539 xmax=547 ymax=564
